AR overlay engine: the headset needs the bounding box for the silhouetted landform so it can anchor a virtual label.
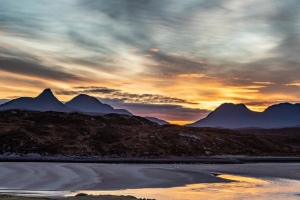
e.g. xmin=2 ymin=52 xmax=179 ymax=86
xmin=0 ymin=89 xmax=171 ymax=124
xmin=65 ymin=94 xmax=133 ymax=115
xmin=0 ymin=89 xmax=72 ymax=112
xmin=0 ymin=110 xmax=299 ymax=159
xmin=144 ymin=116 xmax=170 ymax=125
xmin=190 ymin=103 xmax=300 ymax=129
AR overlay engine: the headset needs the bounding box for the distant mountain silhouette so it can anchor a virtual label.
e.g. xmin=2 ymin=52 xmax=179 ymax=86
xmin=190 ymin=103 xmax=300 ymax=129
xmin=65 ymin=94 xmax=115 ymax=113
xmin=0 ymin=89 xmax=72 ymax=112
xmin=0 ymin=89 xmax=183 ymax=124
xmin=144 ymin=116 xmax=170 ymax=125
xmin=65 ymin=94 xmax=133 ymax=115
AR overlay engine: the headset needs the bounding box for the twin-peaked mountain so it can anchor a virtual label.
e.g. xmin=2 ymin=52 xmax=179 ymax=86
xmin=0 ymin=89 xmax=132 ymax=116
xmin=190 ymin=103 xmax=300 ymax=129
xmin=65 ymin=94 xmax=132 ymax=115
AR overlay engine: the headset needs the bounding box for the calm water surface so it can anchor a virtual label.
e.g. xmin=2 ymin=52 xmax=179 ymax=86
xmin=1 ymin=174 xmax=300 ymax=200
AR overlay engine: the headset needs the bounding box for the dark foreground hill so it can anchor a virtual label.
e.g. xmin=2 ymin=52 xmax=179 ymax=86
xmin=0 ymin=110 xmax=299 ymax=157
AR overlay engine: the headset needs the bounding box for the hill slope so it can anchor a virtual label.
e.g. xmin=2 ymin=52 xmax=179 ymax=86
xmin=144 ymin=116 xmax=170 ymax=125
xmin=0 ymin=110 xmax=297 ymax=157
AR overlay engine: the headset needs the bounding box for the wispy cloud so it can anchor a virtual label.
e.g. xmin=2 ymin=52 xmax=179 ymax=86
xmin=56 ymin=86 xmax=197 ymax=105
xmin=1 ymin=0 xmax=300 ymax=115
xmin=284 ymin=81 xmax=300 ymax=87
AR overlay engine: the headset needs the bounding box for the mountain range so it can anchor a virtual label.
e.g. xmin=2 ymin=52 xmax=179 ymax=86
xmin=0 ymin=89 xmax=170 ymax=125
xmin=190 ymin=103 xmax=300 ymax=129
xmin=1 ymin=89 xmax=300 ymax=128
xmin=0 ymin=88 xmax=133 ymax=115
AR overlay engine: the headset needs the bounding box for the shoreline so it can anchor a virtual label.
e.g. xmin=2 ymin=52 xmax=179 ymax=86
xmin=1 ymin=163 xmax=300 ymax=199
xmin=0 ymin=155 xmax=300 ymax=164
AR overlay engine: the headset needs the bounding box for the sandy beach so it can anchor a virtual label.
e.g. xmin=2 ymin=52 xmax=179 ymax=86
xmin=0 ymin=162 xmax=300 ymax=191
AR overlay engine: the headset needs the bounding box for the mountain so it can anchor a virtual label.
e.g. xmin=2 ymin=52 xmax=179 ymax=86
xmin=0 ymin=89 xmax=72 ymax=112
xmin=65 ymin=94 xmax=115 ymax=113
xmin=190 ymin=103 xmax=300 ymax=129
xmin=144 ymin=116 xmax=170 ymax=125
xmin=65 ymin=94 xmax=132 ymax=115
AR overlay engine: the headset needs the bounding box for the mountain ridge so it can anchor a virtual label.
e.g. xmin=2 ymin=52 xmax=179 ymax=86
xmin=190 ymin=102 xmax=300 ymax=129
xmin=0 ymin=88 xmax=72 ymax=112
xmin=65 ymin=94 xmax=133 ymax=115
xmin=0 ymin=88 xmax=166 ymax=123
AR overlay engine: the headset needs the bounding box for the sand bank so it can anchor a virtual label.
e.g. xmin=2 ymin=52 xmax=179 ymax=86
xmin=0 ymin=163 xmax=299 ymax=191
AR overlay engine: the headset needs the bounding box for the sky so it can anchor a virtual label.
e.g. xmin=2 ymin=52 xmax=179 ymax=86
xmin=1 ymin=0 xmax=300 ymax=124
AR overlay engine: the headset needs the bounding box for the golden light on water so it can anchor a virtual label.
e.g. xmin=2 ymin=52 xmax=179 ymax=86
xmin=70 ymin=174 xmax=300 ymax=200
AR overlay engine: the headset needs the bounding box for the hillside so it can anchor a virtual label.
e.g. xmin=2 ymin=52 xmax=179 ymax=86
xmin=0 ymin=110 xmax=298 ymax=157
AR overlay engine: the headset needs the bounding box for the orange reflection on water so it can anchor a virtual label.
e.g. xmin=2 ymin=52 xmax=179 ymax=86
xmin=71 ymin=174 xmax=300 ymax=200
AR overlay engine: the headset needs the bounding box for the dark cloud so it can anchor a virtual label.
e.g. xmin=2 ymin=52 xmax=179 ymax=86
xmin=218 ymin=58 xmax=300 ymax=86
xmin=145 ymin=52 xmax=206 ymax=75
xmin=57 ymin=86 xmax=204 ymax=122
xmin=267 ymin=1 xmax=300 ymax=58
xmin=97 ymin=100 xmax=209 ymax=122
xmin=57 ymin=87 xmax=119 ymax=95
xmin=0 ymin=58 xmax=84 ymax=82
xmin=56 ymin=86 xmax=197 ymax=105
xmin=76 ymin=0 xmax=228 ymax=55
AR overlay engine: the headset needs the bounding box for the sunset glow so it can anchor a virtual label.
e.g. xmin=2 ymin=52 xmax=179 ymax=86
xmin=1 ymin=0 xmax=300 ymax=123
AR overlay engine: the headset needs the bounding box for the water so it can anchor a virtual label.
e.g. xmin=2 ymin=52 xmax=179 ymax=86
xmin=1 ymin=174 xmax=300 ymax=200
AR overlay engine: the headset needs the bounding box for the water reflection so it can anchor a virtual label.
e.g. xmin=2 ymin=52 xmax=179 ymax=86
xmin=69 ymin=174 xmax=300 ymax=200
xmin=1 ymin=174 xmax=300 ymax=200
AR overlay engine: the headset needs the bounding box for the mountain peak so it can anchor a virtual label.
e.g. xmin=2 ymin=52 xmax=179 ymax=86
xmin=215 ymin=103 xmax=249 ymax=112
xmin=36 ymin=88 xmax=56 ymax=99
xmin=65 ymin=94 xmax=116 ymax=113
xmin=0 ymin=88 xmax=71 ymax=112
xmin=71 ymin=94 xmax=102 ymax=104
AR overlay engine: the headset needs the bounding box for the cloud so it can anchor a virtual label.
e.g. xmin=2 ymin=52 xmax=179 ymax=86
xmin=57 ymin=86 xmax=119 ymax=95
xmin=144 ymin=51 xmax=206 ymax=75
xmin=253 ymin=82 xmax=275 ymax=85
xmin=97 ymin=99 xmax=209 ymax=122
xmin=0 ymin=58 xmax=84 ymax=82
xmin=2 ymin=0 xmax=300 ymax=113
xmin=284 ymin=81 xmax=300 ymax=87
xmin=149 ymin=48 xmax=159 ymax=52
xmin=56 ymin=86 xmax=197 ymax=105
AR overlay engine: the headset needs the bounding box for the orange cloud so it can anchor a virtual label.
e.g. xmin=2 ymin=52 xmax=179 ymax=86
xmin=130 ymin=48 xmax=138 ymax=53
xmin=284 ymin=81 xmax=300 ymax=86
xmin=177 ymin=74 xmax=207 ymax=78
xmin=149 ymin=48 xmax=159 ymax=52
xmin=169 ymin=52 xmax=181 ymax=57
xmin=253 ymin=81 xmax=275 ymax=85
